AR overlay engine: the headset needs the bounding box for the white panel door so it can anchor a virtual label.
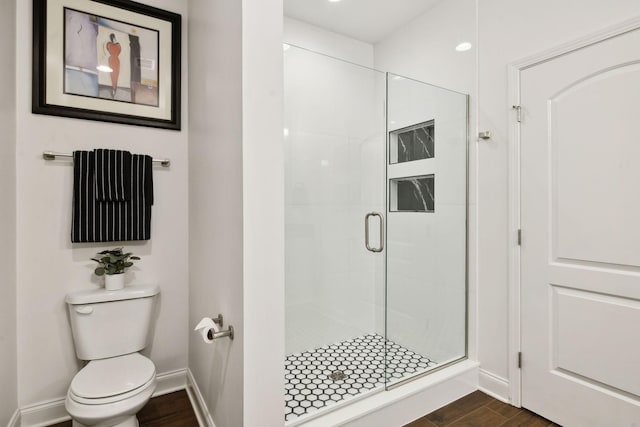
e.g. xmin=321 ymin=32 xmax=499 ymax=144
xmin=520 ymin=28 xmax=640 ymax=426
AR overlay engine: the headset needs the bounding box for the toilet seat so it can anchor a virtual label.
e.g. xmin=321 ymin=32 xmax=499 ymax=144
xmin=65 ymin=376 xmax=156 ymax=427
xmin=69 ymin=353 xmax=155 ymax=405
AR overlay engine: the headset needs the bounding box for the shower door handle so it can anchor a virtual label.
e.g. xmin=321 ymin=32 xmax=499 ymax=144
xmin=365 ymin=212 xmax=384 ymax=253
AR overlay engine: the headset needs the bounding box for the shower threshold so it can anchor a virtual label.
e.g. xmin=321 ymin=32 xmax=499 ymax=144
xmin=284 ymin=333 xmax=438 ymax=423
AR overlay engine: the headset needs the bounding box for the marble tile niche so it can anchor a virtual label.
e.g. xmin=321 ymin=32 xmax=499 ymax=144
xmin=390 ymin=175 xmax=435 ymax=212
xmin=390 ymin=121 xmax=434 ymax=164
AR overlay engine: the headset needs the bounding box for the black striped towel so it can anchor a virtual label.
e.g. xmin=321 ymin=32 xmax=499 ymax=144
xmin=71 ymin=150 xmax=154 ymax=243
xmin=94 ymin=149 xmax=132 ymax=202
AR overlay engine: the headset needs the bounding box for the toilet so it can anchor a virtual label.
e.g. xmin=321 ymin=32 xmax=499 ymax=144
xmin=65 ymin=284 xmax=160 ymax=427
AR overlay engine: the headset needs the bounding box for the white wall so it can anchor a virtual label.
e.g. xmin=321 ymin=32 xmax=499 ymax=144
xmin=284 ymin=17 xmax=374 ymax=66
xmin=0 ymin=0 xmax=17 ymax=424
xmin=188 ymin=0 xmax=244 ymax=426
xmin=373 ymin=0 xmax=476 ymax=364
xmin=241 ymin=0 xmax=285 ymax=425
xmin=476 ymin=0 xmax=640 ymax=398
xmin=15 ymin=0 xmax=189 ymax=407
xmin=188 ymin=1 xmax=284 ymax=426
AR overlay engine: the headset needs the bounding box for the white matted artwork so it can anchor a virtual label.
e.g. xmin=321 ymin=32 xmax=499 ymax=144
xmin=34 ymin=0 xmax=181 ymax=129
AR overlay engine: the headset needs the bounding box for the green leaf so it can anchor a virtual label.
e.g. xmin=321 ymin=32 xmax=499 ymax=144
xmin=123 ymin=262 xmax=133 ymax=268
xmin=95 ymin=267 xmax=105 ymax=276
xmin=130 ymin=256 xmax=140 ymax=260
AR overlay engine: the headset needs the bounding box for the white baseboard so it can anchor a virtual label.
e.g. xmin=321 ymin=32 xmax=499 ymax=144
xmin=153 ymin=368 xmax=188 ymax=397
xmin=20 ymin=397 xmax=68 ymax=427
xmin=478 ymin=369 xmax=510 ymax=403
xmin=186 ymin=369 xmax=216 ymax=427
xmin=19 ymin=368 xmax=188 ymax=427
xmin=7 ymin=408 xmax=20 ymax=427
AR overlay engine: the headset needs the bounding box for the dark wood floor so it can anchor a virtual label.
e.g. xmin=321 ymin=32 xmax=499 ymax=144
xmin=405 ymin=390 xmax=560 ymax=427
xmin=48 ymin=390 xmax=199 ymax=427
xmin=50 ymin=389 xmax=555 ymax=427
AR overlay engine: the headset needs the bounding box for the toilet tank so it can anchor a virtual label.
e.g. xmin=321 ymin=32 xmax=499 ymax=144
xmin=65 ymin=284 xmax=160 ymax=360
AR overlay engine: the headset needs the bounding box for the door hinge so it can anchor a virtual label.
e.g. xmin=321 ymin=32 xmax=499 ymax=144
xmin=517 ymin=229 xmax=522 ymax=246
xmin=512 ymin=105 xmax=522 ymax=123
xmin=518 ymin=352 xmax=522 ymax=369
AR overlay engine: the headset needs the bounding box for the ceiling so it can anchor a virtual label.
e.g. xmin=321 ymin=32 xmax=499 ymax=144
xmin=283 ymin=0 xmax=442 ymax=44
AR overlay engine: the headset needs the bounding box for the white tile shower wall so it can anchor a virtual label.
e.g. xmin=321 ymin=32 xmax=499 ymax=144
xmin=283 ymin=22 xmax=386 ymax=355
xmin=15 ymin=0 xmax=189 ymax=408
xmin=385 ymin=80 xmax=468 ymax=363
xmin=0 ymin=0 xmax=17 ymax=424
xmin=374 ymin=0 xmax=476 ymax=368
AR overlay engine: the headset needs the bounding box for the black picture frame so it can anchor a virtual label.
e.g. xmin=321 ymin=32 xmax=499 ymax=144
xmin=33 ymin=0 xmax=181 ymax=130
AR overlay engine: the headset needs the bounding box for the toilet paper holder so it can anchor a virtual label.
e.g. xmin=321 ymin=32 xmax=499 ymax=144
xmin=209 ymin=313 xmax=234 ymax=341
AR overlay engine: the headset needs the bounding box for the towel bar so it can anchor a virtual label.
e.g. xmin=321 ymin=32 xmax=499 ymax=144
xmin=43 ymin=151 xmax=170 ymax=167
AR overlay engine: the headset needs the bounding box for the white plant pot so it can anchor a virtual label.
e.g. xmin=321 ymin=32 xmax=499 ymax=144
xmin=105 ymin=273 xmax=125 ymax=291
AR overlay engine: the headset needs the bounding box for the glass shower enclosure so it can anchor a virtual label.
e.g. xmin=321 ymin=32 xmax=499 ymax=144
xmin=284 ymin=46 xmax=468 ymax=423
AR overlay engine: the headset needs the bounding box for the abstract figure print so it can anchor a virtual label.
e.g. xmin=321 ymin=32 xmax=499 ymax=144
xmin=64 ymin=8 xmax=160 ymax=106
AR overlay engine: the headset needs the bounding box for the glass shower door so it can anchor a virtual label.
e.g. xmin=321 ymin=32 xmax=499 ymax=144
xmin=283 ymin=45 xmax=388 ymax=422
xmin=384 ymin=73 xmax=468 ymax=387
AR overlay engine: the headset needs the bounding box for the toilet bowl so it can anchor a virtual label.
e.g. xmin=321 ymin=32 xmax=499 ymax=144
xmin=65 ymin=353 xmax=156 ymax=427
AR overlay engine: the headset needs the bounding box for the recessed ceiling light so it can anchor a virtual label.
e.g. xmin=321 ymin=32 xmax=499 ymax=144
xmin=96 ymin=65 xmax=113 ymax=73
xmin=328 ymin=0 xmax=342 ymax=3
xmin=455 ymin=42 xmax=472 ymax=52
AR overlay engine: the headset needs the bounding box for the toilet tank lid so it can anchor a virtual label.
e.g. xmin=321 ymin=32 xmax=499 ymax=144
xmin=65 ymin=284 xmax=160 ymax=305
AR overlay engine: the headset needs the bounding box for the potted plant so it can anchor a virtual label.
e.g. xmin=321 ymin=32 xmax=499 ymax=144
xmin=92 ymin=248 xmax=140 ymax=290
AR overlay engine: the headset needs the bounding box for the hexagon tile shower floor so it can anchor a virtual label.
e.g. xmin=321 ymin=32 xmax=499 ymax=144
xmin=284 ymin=334 xmax=437 ymax=422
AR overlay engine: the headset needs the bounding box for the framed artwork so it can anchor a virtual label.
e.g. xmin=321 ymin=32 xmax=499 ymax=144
xmin=33 ymin=0 xmax=181 ymax=130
